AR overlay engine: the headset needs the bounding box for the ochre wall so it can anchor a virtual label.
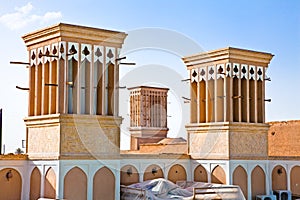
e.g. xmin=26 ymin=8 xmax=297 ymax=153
xmin=30 ymin=167 xmax=41 ymax=200
xmin=0 ymin=168 xmax=22 ymax=200
xmin=27 ymin=124 xmax=60 ymax=159
xmin=60 ymin=115 xmax=122 ymax=159
xmin=268 ymin=121 xmax=300 ymax=157
xmin=187 ymin=123 xmax=268 ymax=160
xmin=25 ymin=114 xmax=122 ymax=160
xmin=188 ymin=131 xmax=229 ymax=159
xmin=229 ymin=131 xmax=268 ymax=159
xmin=93 ymin=167 xmax=115 ymax=200
xmin=64 ymin=167 xmax=87 ymax=200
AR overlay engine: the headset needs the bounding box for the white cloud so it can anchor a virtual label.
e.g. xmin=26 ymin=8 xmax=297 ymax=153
xmin=0 ymin=2 xmax=62 ymax=30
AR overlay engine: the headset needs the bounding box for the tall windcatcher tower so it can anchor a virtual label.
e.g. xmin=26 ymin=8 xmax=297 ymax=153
xmin=22 ymin=23 xmax=127 ymax=159
xmin=128 ymin=86 xmax=169 ymax=150
xmin=183 ymin=47 xmax=273 ymax=160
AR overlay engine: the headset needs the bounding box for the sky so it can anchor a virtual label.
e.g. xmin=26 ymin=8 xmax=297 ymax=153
xmin=0 ymin=0 xmax=299 ymax=153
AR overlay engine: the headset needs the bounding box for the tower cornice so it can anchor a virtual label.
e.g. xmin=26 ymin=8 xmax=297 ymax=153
xmin=183 ymin=47 xmax=274 ymax=68
xmin=22 ymin=23 xmax=127 ymax=49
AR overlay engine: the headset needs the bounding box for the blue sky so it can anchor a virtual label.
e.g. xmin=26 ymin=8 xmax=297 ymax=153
xmin=0 ymin=0 xmax=299 ymax=153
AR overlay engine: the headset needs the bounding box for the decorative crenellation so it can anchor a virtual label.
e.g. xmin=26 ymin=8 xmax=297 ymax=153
xmin=190 ymin=63 xmax=266 ymax=82
xmin=216 ymin=64 xmax=225 ymax=79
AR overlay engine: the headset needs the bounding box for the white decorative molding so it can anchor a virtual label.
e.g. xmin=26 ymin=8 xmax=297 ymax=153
xmin=94 ymin=45 xmax=104 ymax=63
xmin=191 ymin=68 xmax=198 ymax=83
xmin=51 ymin=43 xmax=58 ymax=62
xmin=67 ymin=42 xmax=79 ymax=61
xmin=105 ymin=47 xmax=115 ymax=65
xmin=37 ymin=47 xmax=43 ymax=65
xmin=44 ymin=45 xmax=51 ymax=63
xmin=208 ymin=65 xmax=215 ymax=80
xmin=59 ymin=42 xmax=66 ymax=60
xmin=199 ymin=67 xmax=206 ymax=81
xmin=241 ymin=64 xmax=248 ymax=79
xmin=249 ymin=65 xmax=256 ymax=80
xmin=30 ymin=49 xmax=37 ymax=66
xmin=216 ymin=64 xmax=225 ymax=79
xmin=225 ymin=63 xmax=232 ymax=77
xmin=81 ymin=44 xmax=92 ymax=62
xmin=257 ymin=66 xmax=264 ymax=81
xmin=117 ymin=48 xmax=121 ymax=59
xmin=232 ymin=63 xmax=240 ymax=78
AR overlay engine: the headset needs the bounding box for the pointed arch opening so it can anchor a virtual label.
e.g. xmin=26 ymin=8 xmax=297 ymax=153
xmin=30 ymin=167 xmax=41 ymax=200
xmin=194 ymin=164 xmax=208 ymax=182
xmin=291 ymin=165 xmax=300 ymax=197
xmin=121 ymin=165 xmax=139 ymax=186
xmin=272 ymin=165 xmax=287 ymax=191
xmin=168 ymin=164 xmax=187 ymax=183
xmin=251 ymin=165 xmax=265 ymax=200
xmin=93 ymin=166 xmax=115 ymax=200
xmin=64 ymin=167 xmax=87 ymax=200
xmin=143 ymin=164 xmax=164 ymax=181
xmin=0 ymin=168 xmax=22 ymax=200
xmin=233 ymin=165 xmax=248 ymax=198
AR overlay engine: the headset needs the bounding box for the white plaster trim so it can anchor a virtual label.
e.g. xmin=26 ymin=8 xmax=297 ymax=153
xmin=67 ymin=42 xmax=79 ymax=61
xmin=225 ymin=63 xmax=232 ymax=77
xmin=208 ymin=65 xmax=215 ymax=80
xmin=81 ymin=44 xmax=92 ymax=62
xmin=217 ymin=64 xmax=225 ymax=79
xmin=94 ymin=45 xmax=104 ymax=63
xmin=105 ymin=47 xmax=115 ymax=65
xmin=191 ymin=68 xmax=198 ymax=83
xmin=241 ymin=64 xmax=248 ymax=79
xmin=59 ymin=42 xmax=66 ymax=60
xmin=232 ymin=63 xmax=240 ymax=78
xmin=257 ymin=66 xmax=264 ymax=81
xmin=199 ymin=67 xmax=206 ymax=81
xmin=249 ymin=65 xmax=256 ymax=80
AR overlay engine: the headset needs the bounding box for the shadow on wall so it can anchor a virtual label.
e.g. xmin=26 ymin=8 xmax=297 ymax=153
xmin=211 ymin=165 xmax=226 ymax=184
xmin=30 ymin=167 xmax=56 ymax=200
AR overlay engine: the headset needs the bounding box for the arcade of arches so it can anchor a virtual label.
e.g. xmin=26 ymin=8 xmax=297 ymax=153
xmin=0 ymin=163 xmax=299 ymax=199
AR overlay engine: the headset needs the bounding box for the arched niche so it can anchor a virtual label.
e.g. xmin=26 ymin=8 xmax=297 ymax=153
xmin=251 ymin=165 xmax=266 ymax=200
xmin=93 ymin=166 xmax=115 ymax=200
xmin=64 ymin=167 xmax=87 ymax=200
xmin=272 ymin=165 xmax=287 ymax=190
xmin=0 ymin=168 xmax=22 ymax=200
xmin=233 ymin=165 xmax=248 ymax=198
xmin=143 ymin=164 xmax=164 ymax=181
xmin=291 ymin=165 xmax=300 ymax=196
xmin=120 ymin=165 xmax=139 ymax=186
xmin=167 ymin=164 xmax=187 ymax=183
xmin=30 ymin=167 xmax=41 ymax=200
xmin=194 ymin=164 xmax=208 ymax=182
